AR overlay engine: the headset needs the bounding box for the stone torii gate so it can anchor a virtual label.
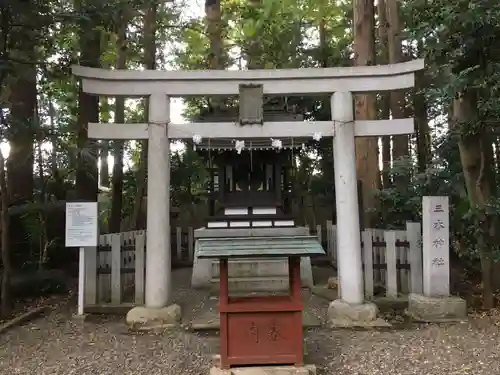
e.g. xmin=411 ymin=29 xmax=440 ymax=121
xmin=73 ymin=59 xmax=424 ymax=328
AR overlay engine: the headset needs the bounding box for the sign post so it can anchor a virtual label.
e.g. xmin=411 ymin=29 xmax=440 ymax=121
xmin=65 ymin=202 xmax=98 ymax=316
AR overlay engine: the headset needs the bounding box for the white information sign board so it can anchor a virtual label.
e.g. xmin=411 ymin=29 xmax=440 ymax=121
xmin=65 ymin=202 xmax=98 ymax=247
xmin=422 ymin=196 xmax=450 ymax=297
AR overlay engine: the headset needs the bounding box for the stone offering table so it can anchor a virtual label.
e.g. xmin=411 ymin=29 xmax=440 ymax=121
xmin=191 ymin=227 xmax=315 ymax=293
xmin=196 ymin=235 xmax=324 ymax=369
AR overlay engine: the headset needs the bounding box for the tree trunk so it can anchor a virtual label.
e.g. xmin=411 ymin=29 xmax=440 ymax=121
xmin=247 ymin=0 xmax=262 ymax=69
xmin=6 ymin=55 xmax=36 ymax=205
xmin=319 ymin=15 xmax=328 ymax=68
xmin=48 ymin=97 xmax=58 ymax=176
xmin=317 ymin=10 xmax=335 ymax=205
xmin=414 ymin=40 xmax=431 ymax=172
xmin=75 ymin=0 xmax=100 ymax=202
xmin=206 ymin=0 xmax=223 ymax=70
xmin=109 ymin=8 xmax=129 ymax=233
xmin=36 ymin=139 xmax=49 ymax=269
xmin=495 ymin=138 xmax=500 ymax=172
xmin=99 ymin=143 xmax=109 ymax=187
xmin=131 ymin=1 xmax=157 ymax=229
xmin=98 ymin=61 xmax=112 ymax=188
xmin=206 ymin=0 xmax=224 ymax=110
xmin=99 ymin=98 xmax=110 ymax=188
xmin=0 ymin=152 xmax=10 ymax=317
xmin=377 ymin=0 xmax=391 ymax=189
xmin=414 ymin=69 xmax=431 ymax=172
xmin=353 ymin=0 xmax=379 ymax=227
xmin=385 ymin=0 xmax=408 ymax=167
xmin=453 ymin=92 xmax=496 ymax=308
xmin=382 ymin=135 xmax=391 ymax=188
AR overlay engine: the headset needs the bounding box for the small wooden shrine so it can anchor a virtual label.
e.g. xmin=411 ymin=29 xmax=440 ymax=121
xmin=192 ymin=88 xmax=305 ymax=229
xmin=196 ymin=236 xmax=324 ymax=368
xmin=190 ymin=88 xmax=318 ymax=292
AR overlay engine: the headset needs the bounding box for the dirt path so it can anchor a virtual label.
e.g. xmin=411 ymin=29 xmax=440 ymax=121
xmin=1 ymin=268 xmax=499 ymax=374
xmin=1 ymin=303 xmax=499 ymax=375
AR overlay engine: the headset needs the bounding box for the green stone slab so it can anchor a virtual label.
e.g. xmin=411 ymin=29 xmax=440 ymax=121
xmin=195 ymin=235 xmax=325 ymax=259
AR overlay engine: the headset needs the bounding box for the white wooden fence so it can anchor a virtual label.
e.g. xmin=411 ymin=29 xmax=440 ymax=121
xmin=84 ymin=227 xmax=197 ymax=308
xmin=317 ymin=221 xmax=422 ymax=299
xmin=84 ymin=230 xmax=145 ymax=307
xmin=84 ymin=222 xmax=422 ymax=308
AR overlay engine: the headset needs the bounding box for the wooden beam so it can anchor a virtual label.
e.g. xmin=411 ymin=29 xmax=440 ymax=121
xmin=88 ymin=122 xmax=148 ymax=139
xmin=72 ymin=59 xmax=425 ymax=97
xmin=354 ymin=119 xmax=414 ymax=136
xmin=87 ymin=119 xmax=415 ymax=140
xmin=169 ymin=121 xmax=332 ymax=139
xmin=80 ymin=75 xmax=416 ymax=97
xmin=73 ymin=59 xmax=424 ymax=81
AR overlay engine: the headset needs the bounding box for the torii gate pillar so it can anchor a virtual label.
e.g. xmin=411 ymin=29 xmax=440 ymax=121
xmin=125 ymin=94 xmax=182 ymax=329
xmin=327 ymin=91 xmax=388 ymax=327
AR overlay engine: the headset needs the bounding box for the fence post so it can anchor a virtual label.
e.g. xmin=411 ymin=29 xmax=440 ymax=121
xmin=111 ymin=233 xmax=122 ymax=305
xmin=374 ymin=229 xmax=385 ymax=285
xmin=326 ymin=220 xmax=334 ymax=262
xmin=176 ymin=227 xmax=182 ymax=262
xmin=395 ymin=229 xmax=409 ymax=294
xmin=384 ymin=231 xmax=398 ymax=298
xmin=333 ymin=224 xmax=338 ymax=263
xmin=135 ymin=233 xmax=145 ymax=305
xmin=316 ymin=224 xmax=322 ymax=246
xmin=188 ymin=227 xmax=194 ymax=261
xmin=406 ymin=221 xmax=423 ymax=294
xmin=362 ymin=229 xmax=374 ymax=299
xmin=84 ymin=245 xmax=97 ymax=306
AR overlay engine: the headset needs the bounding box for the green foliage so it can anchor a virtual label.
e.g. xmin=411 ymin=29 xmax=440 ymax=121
xmin=457 ymin=200 xmax=500 ymax=263
xmin=170 ymin=148 xmax=209 ymax=207
xmin=10 ymin=270 xmax=68 ymax=298
xmin=376 ymin=150 xmax=500 ymax=267
xmin=120 ymin=169 xmax=141 ymax=219
xmin=375 ymin=154 xmax=463 ymax=226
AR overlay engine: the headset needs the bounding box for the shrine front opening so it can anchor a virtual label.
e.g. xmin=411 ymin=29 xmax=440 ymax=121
xmin=72 ymin=59 xmax=425 ymax=330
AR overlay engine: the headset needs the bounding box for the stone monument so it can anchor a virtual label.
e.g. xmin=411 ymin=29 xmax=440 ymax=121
xmin=407 ymin=196 xmax=467 ymax=322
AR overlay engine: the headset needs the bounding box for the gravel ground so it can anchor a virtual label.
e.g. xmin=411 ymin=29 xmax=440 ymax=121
xmin=1 ymin=268 xmax=500 ymax=375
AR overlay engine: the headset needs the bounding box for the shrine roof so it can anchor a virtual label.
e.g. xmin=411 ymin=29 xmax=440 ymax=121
xmin=195 ymin=235 xmax=325 ymax=259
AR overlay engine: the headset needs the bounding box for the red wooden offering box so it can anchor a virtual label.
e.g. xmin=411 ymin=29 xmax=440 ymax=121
xmin=218 ymin=257 xmax=304 ymax=369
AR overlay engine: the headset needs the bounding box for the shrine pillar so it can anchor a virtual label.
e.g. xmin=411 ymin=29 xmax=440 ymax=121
xmin=145 ymin=93 xmax=171 ymax=307
xmin=126 ymin=93 xmax=181 ymax=328
xmin=328 ymin=91 xmax=385 ymax=327
xmin=331 ymin=91 xmax=363 ymax=304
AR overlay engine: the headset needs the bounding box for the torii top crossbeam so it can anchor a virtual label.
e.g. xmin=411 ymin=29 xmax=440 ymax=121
xmin=72 ymin=59 xmax=424 ymax=96
xmin=72 ymin=59 xmax=425 ymax=143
